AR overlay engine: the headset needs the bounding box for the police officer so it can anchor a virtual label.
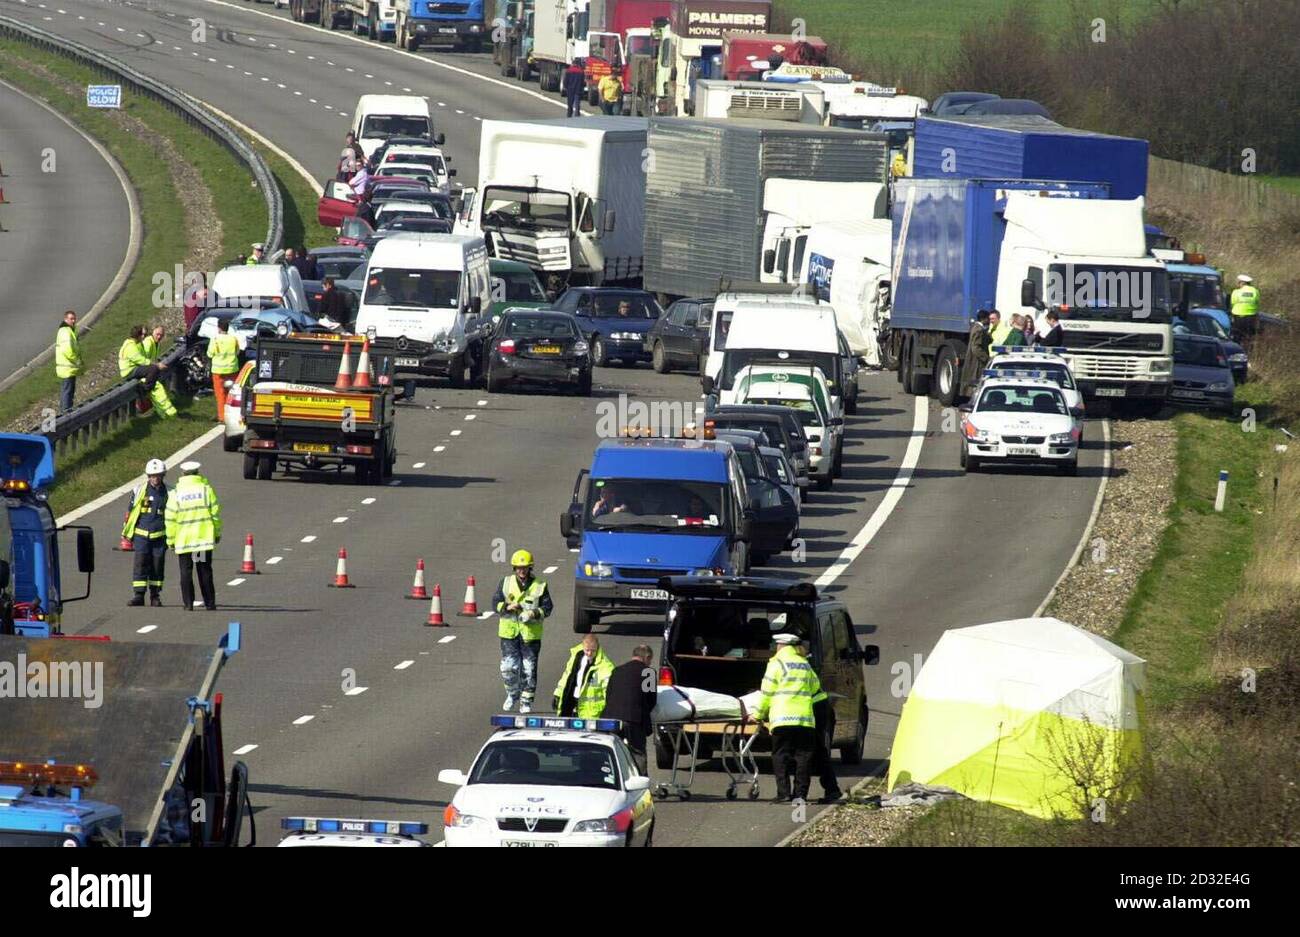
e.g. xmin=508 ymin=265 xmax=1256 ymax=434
xmin=165 ymin=461 xmax=222 ymax=611
xmin=553 ymin=633 xmax=615 ymax=718
xmin=55 ymin=310 xmax=82 ymax=413
xmin=206 ymin=319 xmax=241 ymax=422
xmin=247 ymin=243 xmax=265 ymax=265
xmin=493 ymin=549 xmax=553 ymax=713
xmin=124 ymin=459 xmax=170 ymax=607
xmin=1229 ymin=274 xmax=1259 ymax=343
xmin=750 ymin=632 xmax=819 ymax=802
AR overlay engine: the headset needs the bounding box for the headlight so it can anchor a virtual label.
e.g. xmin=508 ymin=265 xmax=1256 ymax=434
xmin=1148 ymin=359 xmax=1172 ymax=374
xmin=1229 ymin=353 xmax=1248 ymax=363
xmin=1208 ymin=382 xmax=1230 ymax=391
xmin=962 ymin=419 xmax=993 ymax=444
xmin=583 ymin=562 xmax=613 ymax=578
xmin=610 ymin=331 xmax=637 ymax=340
xmin=1049 ymin=432 xmax=1078 ymax=445
xmin=573 ymin=341 xmax=589 ymax=355
xmin=690 ymin=567 xmax=724 ymax=576
xmin=446 ymin=810 xmax=486 ymax=829
xmin=572 ymin=817 xmax=617 ymax=834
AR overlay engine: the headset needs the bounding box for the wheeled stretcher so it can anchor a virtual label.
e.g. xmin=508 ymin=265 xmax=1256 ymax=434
xmin=651 ymin=686 xmax=763 ymax=801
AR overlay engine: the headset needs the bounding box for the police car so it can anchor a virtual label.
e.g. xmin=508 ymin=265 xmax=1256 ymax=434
xmin=986 ymin=346 xmax=1084 ymax=413
xmin=960 ymin=373 xmax=1083 ymax=476
xmin=276 ymin=817 xmax=432 ymax=847
xmin=438 ymin=716 xmax=655 ymax=847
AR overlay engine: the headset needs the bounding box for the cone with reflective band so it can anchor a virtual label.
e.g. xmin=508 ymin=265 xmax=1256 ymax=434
xmin=458 ymin=576 xmax=479 ymax=616
xmin=426 ymin=584 xmax=447 ymax=626
xmin=328 ymin=547 xmax=355 ymax=588
xmin=406 ymin=558 xmax=429 ymax=599
xmin=353 ymin=338 xmax=373 ymax=388
xmin=334 ymin=340 xmax=353 ymax=390
xmin=117 ymin=513 xmax=133 ymax=551
xmin=240 ymin=533 xmax=259 ymax=574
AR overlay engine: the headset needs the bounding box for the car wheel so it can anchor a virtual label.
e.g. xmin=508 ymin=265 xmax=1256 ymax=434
xmin=485 ymin=367 xmax=505 ymax=393
xmin=242 ymin=451 xmax=258 ymax=480
xmin=573 ymin=602 xmax=598 ymax=633
xmin=832 ymin=444 xmax=844 ymax=477
xmin=223 ymin=433 xmax=241 ymax=453
xmin=651 ymin=341 xmax=670 ymax=374
xmin=965 ymin=451 xmax=981 ymax=474
xmin=591 ymin=336 xmax=607 ymax=367
xmin=1058 ymin=458 xmax=1079 ymax=477
xmin=838 ymin=704 xmax=867 ymax=764
xmin=256 ymin=455 xmax=274 ymax=481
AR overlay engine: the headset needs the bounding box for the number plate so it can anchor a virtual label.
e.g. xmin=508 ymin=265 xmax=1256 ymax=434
xmin=502 ymin=840 xmax=557 ymax=847
xmin=532 ymin=345 xmax=561 ymax=354
xmin=293 ymin=443 xmax=332 ymax=454
xmin=1171 ymin=389 xmax=1204 ymax=399
xmin=1095 ymin=388 xmax=1126 ymax=397
xmin=630 ymin=588 xmax=669 ymax=600
xmin=396 ymin=357 xmax=419 ymax=368
xmin=1007 ymin=446 xmax=1038 ymax=456
xmin=439 ymin=27 xmax=458 ymax=33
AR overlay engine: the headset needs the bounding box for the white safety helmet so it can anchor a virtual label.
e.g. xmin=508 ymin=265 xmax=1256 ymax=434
xmin=145 ymin=459 xmax=166 ymax=476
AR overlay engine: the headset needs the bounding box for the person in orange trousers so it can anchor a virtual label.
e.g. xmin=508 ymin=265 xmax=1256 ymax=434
xmin=206 ymin=319 xmax=241 ymax=421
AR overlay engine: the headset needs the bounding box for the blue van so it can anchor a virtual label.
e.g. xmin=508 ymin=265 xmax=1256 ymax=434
xmin=560 ymin=438 xmax=791 ymax=632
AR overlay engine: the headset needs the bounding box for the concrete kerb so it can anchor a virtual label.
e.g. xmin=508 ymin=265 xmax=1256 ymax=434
xmin=0 ymin=76 xmax=142 ymax=397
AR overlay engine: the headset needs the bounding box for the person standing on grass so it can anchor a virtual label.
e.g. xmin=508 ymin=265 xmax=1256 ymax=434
xmin=206 ymin=319 xmax=241 ymax=422
xmin=54 ymin=309 xmax=82 ymax=413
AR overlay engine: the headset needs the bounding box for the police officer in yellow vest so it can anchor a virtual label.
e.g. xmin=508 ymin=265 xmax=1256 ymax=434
xmin=1229 ymin=274 xmax=1259 ymax=342
xmin=55 ymin=310 xmax=83 ymax=413
xmin=206 ymin=319 xmax=242 ymax=422
xmin=123 ymin=459 xmax=170 ymax=607
xmin=164 ymin=461 xmax=222 ymax=611
xmin=554 ymin=633 xmax=616 ymax=719
xmin=751 ymin=632 xmax=820 ymax=802
xmin=494 ymin=549 xmax=553 ymax=713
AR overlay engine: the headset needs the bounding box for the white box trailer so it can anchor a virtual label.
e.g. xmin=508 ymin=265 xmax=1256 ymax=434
xmin=693 ymin=79 xmax=824 ymax=124
xmin=458 ymin=116 xmax=648 ymax=285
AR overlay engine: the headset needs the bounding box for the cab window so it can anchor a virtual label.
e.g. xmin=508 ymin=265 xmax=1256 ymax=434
xmin=831 ymin=609 xmax=853 ymax=656
xmin=817 ymin=612 xmax=836 ymax=664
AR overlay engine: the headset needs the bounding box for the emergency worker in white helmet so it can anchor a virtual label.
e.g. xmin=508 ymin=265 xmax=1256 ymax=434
xmin=123 ymin=458 xmax=171 ymax=606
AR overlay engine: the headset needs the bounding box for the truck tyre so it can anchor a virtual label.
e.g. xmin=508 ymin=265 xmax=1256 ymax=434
xmin=838 ymin=705 xmax=867 ymax=764
xmin=353 ymin=461 xmax=371 ymax=484
xmin=591 ymin=335 xmax=608 ymax=367
xmin=651 ymin=341 xmax=670 ymax=374
xmin=898 ymin=340 xmax=911 ymax=387
xmin=256 ymin=455 xmax=274 ymax=481
xmin=934 ymin=344 xmax=960 ymax=406
xmin=654 ymin=735 xmax=675 ymax=770
xmin=903 ymin=338 xmax=931 ymax=396
xmin=242 ymin=451 xmax=258 ymax=480
xmin=573 ymin=601 xmax=598 ymax=634
xmin=408 ymin=32 xmax=421 ymax=52
xmin=879 ymin=331 xmax=899 ymax=371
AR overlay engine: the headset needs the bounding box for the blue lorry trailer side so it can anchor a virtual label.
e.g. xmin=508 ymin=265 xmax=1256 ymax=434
xmin=912 ymin=115 xmax=1149 ymax=200
xmin=889 ymin=178 xmax=1111 ymax=336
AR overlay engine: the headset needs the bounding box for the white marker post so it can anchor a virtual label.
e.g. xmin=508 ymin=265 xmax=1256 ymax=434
xmin=1214 ymin=470 xmax=1228 ymax=512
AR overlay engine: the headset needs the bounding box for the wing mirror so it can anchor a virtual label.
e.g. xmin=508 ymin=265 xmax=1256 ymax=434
xmin=448 ymin=168 xmax=458 ymax=177
xmin=863 ymin=644 xmax=880 ymax=665
xmin=77 ymin=528 xmax=95 ymax=574
xmin=1021 ymin=278 xmax=1045 ymax=311
xmin=437 ymin=769 xmax=467 ymax=786
xmin=762 ymin=249 xmax=776 ymax=275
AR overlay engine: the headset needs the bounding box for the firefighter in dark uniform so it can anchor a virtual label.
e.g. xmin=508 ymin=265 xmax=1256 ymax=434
xmin=124 ymin=458 xmax=170 ymax=606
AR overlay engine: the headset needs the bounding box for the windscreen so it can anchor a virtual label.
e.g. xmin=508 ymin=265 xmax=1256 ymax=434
xmin=379 ymin=217 xmax=452 ymax=234
xmin=386 ymin=153 xmax=446 ymax=174
xmin=1047 ymin=264 xmax=1171 ymax=323
xmin=469 ymin=740 xmax=618 ymax=790
xmin=364 ymin=267 xmax=459 ymax=308
xmin=362 ymin=114 xmax=430 ymax=139
xmin=574 ymin=292 xmax=661 ymax=319
xmin=976 ymin=386 xmax=1068 ymax=415
xmin=492 ymin=269 xmax=547 ymax=303
xmin=504 ymin=315 xmax=580 ymax=340
xmin=763 ymin=453 xmax=790 ymax=484
xmin=1170 ymin=272 xmax=1225 ymax=310
xmin=1174 ymin=340 xmax=1223 ymax=367
xmin=340 ymin=217 xmax=373 ymax=239
xmin=627 ymin=35 xmax=654 ymax=57
xmin=481 ymin=187 xmax=571 ymax=230
xmin=586 ymin=479 xmax=728 ymax=532
xmin=316 ymin=257 xmax=364 ymax=279
xmin=747 ymin=398 xmax=822 ymax=427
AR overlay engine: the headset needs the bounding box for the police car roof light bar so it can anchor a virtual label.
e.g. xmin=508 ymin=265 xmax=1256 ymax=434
xmin=280 ymin=817 xmax=429 ymax=836
xmin=984 ymin=369 xmax=1049 ymax=380
xmin=490 ymin=715 xmax=624 ymax=732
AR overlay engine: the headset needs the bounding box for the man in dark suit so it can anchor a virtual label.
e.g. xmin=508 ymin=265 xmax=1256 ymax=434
xmin=601 ymin=645 xmax=657 ymax=774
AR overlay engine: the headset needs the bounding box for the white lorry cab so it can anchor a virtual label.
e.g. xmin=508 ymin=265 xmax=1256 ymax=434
xmin=210 ymin=263 xmax=309 ymax=314
xmin=793 ymin=218 xmax=893 ymax=367
xmin=354 ymin=233 xmax=492 ymax=386
xmin=352 ymin=94 xmax=433 ymax=159
xmin=758 ymin=179 xmax=888 ymax=288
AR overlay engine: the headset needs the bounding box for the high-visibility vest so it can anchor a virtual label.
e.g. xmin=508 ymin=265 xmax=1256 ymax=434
xmin=141 ymin=335 xmax=163 ymax=362
xmin=1230 ymin=285 xmax=1259 ymax=319
xmin=989 ymin=321 xmax=1013 ymax=345
xmin=754 ymin=645 xmax=817 ymax=729
xmin=119 ymin=338 xmax=150 ymax=378
xmin=207 ymin=334 xmax=241 ymax=375
xmin=55 ymin=325 xmax=82 ymax=379
xmin=553 ymin=646 xmax=615 ymax=719
xmin=123 ymin=483 xmax=170 ymax=540
xmin=245 ymin=255 xmax=259 ymax=266
xmin=497 ymin=575 xmax=548 ymax=641
xmin=165 ymin=475 xmax=222 ymax=554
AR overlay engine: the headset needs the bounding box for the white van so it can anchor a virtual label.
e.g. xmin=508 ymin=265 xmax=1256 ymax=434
xmin=210 ymin=264 xmax=308 ymax=314
xmin=352 ymin=94 xmax=433 ymax=160
xmin=354 ymin=233 xmax=492 ymax=386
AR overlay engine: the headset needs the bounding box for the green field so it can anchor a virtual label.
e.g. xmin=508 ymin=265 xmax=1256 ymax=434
xmin=1261 ymin=175 xmax=1300 ymax=195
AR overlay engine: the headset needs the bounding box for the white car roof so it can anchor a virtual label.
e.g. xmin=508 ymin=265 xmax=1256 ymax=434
xmin=483 ymin=728 xmax=620 ymax=747
xmin=384 ymin=147 xmax=445 ymax=159
xmin=211 ymin=265 xmax=285 ymax=295
xmin=356 ymin=94 xmax=430 ymax=117
xmin=376 ymin=200 xmax=435 ymax=214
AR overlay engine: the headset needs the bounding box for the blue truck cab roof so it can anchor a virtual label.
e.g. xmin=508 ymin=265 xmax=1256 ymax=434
xmin=1165 ymin=262 xmax=1220 ymax=278
xmin=591 ymin=438 xmax=735 ymax=483
xmin=0 ymin=784 xmax=122 ymax=845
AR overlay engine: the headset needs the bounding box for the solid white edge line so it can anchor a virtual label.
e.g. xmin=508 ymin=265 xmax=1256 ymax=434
xmin=1033 ymin=418 xmax=1113 ymax=617
xmin=812 ymin=395 xmax=928 ymax=590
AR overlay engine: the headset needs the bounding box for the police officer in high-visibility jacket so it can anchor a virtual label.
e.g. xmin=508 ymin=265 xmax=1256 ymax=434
xmin=124 ymin=459 xmax=170 ymax=607
xmin=808 ymin=684 xmax=843 ymax=803
xmin=493 ymin=549 xmax=553 ymax=713
xmin=165 ymin=461 xmax=222 ymax=611
xmin=1229 ymin=274 xmax=1259 ymax=343
xmin=751 ymin=633 xmax=820 ymax=802
xmin=206 ymin=319 xmax=242 ymax=422
xmin=553 ymin=633 xmax=615 ymax=719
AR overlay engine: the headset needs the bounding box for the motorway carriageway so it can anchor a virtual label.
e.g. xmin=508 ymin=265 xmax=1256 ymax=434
xmin=13 ymin=0 xmax=1107 ymax=846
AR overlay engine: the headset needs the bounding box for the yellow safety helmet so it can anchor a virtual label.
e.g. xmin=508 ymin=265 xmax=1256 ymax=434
xmin=511 ymin=549 xmax=534 ymax=568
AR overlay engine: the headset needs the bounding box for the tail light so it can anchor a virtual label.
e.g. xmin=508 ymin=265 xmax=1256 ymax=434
xmin=249 ymin=439 xmax=276 ymax=449
xmin=344 ymin=445 xmax=373 ymax=455
xmin=658 ymin=666 xmax=674 ymax=686
xmin=499 ymin=339 xmax=516 ymax=356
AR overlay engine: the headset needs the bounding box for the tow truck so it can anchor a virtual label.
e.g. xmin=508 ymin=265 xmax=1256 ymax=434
xmin=0 ymin=624 xmax=253 ymax=846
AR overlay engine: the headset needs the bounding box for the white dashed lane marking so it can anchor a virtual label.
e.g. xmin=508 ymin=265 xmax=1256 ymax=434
xmin=464 ymin=414 xmax=476 ymax=421
xmin=477 ymin=400 xmax=487 ymax=406
xmin=413 ymin=462 xmax=426 ymax=469
xmin=266 ymin=556 xmax=283 ymax=565
xmin=450 ymin=430 xmax=462 ymax=436
xmin=433 ymin=446 xmax=445 ymax=453
xmin=394 ymin=660 xmax=414 ymax=670
xmin=438 ymin=635 xmax=456 ymax=644
xmin=332 ymin=516 xmax=348 ymax=523
xmin=542 ymin=566 xmax=558 ymax=574
xmin=301 ymin=535 xmax=317 ymax=543
xmin=227 ymin=578 xmax=246 ymax=586
xmin=362 ymin=497 xmax=376 ymax=505
xmin=233 ymin=744 xmax=258 ymax=756
xmin=345 ymin=686 xmax=369 ymax=697
xmin=137 ymin=625 xmax=157 ymax=635
xmin=293 ymin=715 xmax=314 ymax=726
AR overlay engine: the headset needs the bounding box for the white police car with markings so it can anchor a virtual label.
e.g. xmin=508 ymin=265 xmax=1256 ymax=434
xmin=986 ymin=346 xmax=1084 ymax=414
xmin=277 ymin=817 xmax=432 ymax=847
xmin=438 ymin=716 xmax=655 ymax=847
xmin=960 ymin=374 xmax=1083 ymax=476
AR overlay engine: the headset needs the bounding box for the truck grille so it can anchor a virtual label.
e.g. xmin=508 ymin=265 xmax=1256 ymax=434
xmin=486 ymin=231 xmax=570 ymax=272
xmin=617 ymin=567 xmax=688 ymax=580
xmin=1000 ymin=435 xmax=1045 ymax=445
xmin=727 ymin=91 xmax=801 ymax=121
xmin=1061 ymin=331 xmax=1164 ymax=352
xmin=1070 ymin=355 xmax=1143 ymax=380
xmin=497 ymin=818 xmax=568 ymax=833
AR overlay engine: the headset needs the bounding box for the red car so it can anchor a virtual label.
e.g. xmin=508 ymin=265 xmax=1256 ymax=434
xmin=317 ymin=179 xmax=360 ymax=228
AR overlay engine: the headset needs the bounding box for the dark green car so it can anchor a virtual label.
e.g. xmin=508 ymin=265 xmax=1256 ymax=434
xmin=487 ymin=259 xmax=549 ymax=324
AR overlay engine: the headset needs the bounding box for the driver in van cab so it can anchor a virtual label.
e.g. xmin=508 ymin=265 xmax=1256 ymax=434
xmin=591 ymin=484 xmax=627 ymax=518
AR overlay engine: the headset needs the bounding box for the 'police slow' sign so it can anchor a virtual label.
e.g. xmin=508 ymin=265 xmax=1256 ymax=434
xmin=86 ymin=85 xmax=122 ymax=109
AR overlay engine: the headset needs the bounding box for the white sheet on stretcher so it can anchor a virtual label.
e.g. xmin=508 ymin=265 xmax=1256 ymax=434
xmin=653 ymin=685 xmax=764 ymax=724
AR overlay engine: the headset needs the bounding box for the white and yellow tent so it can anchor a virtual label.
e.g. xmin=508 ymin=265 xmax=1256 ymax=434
xmin=887 ymin=617 xmax=1146 ymax=820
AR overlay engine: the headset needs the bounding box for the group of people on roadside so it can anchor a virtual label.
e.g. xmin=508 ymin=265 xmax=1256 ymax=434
xmin=960 ymin=308 xmax=1065 ymax=389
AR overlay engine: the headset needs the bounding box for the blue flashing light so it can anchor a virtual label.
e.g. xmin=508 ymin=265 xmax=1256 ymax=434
xmin=984 ymin=369 xmax=1049 ymax=380
xmin=490 ymin=715 xmax=624 ymax=732
xmin=281 ymin=816 xmax=429 ymax=836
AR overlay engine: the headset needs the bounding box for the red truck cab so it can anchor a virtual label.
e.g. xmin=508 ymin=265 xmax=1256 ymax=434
xmin=585 ymin=0 xmax=673 ymax=98
xmin=722 ymin=32 xmax=828 ymax=81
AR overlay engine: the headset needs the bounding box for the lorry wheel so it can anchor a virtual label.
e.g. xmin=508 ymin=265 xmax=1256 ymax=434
xmin=587 ymin=87 xmax=599 ymax=107
xmin=651 ymin=341 xmax=670 ymax=374
xmin=256 ymin=456 xmax=274 ymax=481
xmin=573 ymin=604 xmax=598 ymax=633
xmin=591 ymin=336 xmax=608 ymax=367
xmin=353 ymin=462 xmax=371 ymax=485
xmin=408 ymin=33 xmax=421 ymax=51
xmin=838 ymin=706 xmax=867 ymax=764
xmin=903 ymin=339 xmax=931 ymax=396
xmin=654 ymin=736 xmax=675 ymax=770
xmin=576 ymin=370 xmax=593 ymax=396
xmin=242 ymin=451 xmax=258 ymax=480
xmin=898 ymin=341 xmax=911 ymax=387
xmin=879 ymin=332 xmax=899 ymax=371
xmin=934 ymin=345 xmax=960 ymax=406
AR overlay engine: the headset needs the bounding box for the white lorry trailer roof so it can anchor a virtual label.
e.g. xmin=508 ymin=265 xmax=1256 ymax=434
xmin=1003 ymin=194 xmax=1148 ymax=258
xmin=477 ymin=117 xmax=648 ymax=195
xmin=763 ymin=179 xmax=888 ymax=225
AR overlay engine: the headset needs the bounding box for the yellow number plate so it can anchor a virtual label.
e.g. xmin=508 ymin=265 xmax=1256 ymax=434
xmin=532 ymin=345 xmax=561 ymax=354
xmin=293 ymin=443 xmax=332 ymax=453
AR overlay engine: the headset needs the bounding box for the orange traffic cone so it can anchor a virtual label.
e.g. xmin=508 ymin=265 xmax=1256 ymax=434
xmin=240 ymin=533 xmax=259 ymax=574
xmin=406 ymin=558 xmax=429 ymax=599
xmin=328 ymin=547 xmax=355 ymax=588
xmin=458 ymin=576 xmax=479 ymax=617
xmin=426 ymin=584 xmax=447 ymax=626
xmin=334 ymin=340 xmax=353 ymax=390
xmin=0 ymin=187 xmax=8 ymax=204
xmin=117 ymin=513 xmax=133 ymax=551
xmin=353 ymin=338 xmax=373 ymax=388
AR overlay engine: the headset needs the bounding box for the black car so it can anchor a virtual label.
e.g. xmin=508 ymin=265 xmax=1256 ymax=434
xmin=710 ymin=431 xmax=798 ymax=566
xmin=704 ymin=405 xmax=811 ymax=495
xmin=1174 ymin=310 xmax=1248 ymax=384
xmin=552 ymin=287 xmax=664 ymax=367
xmin=484 ymin=309 xmax=592 ymax=396
xmin=645 ymin=297 xmax=713 ymax=375
xmin=655 ymin=576 xmax=878 ymax=768
xmin=308 ymin=246 xmax=369 ymax=281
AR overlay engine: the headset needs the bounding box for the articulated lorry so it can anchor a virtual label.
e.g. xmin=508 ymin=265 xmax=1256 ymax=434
xmin=0 ymin=624 xmax=252 ymax=846
xmin=649 ymin=0 xmax=773 ymax=115
xmin=642 ymin=117 xmax=888 ymax=302
xmin=583 ymin=0 xmax=672 ymax=106
xmin=532 ymin=0 xmax=591 ymax=91
xmin=493 ymin=0 xmax=536 ymax=77
xmin=393 ymin=0 xmax=488 ymax=51
xmin=887 ymin=179 xmax=1173 ymax=407
xmin=458 ymin=117 xmax=648 ymax=286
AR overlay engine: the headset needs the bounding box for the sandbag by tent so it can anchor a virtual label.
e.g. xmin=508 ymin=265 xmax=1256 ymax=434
xmin=887 ymin=617 xmax=1146 ymax=820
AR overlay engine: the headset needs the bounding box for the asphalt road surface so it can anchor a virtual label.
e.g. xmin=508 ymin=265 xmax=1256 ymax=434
xmin=0 ymin=77 xmax=130 ymax=379
xmin=15 ymin=0 xmax=1109 ymax=846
